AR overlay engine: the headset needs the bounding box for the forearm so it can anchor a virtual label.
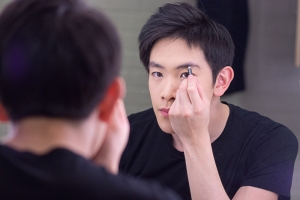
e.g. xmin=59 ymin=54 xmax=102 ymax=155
xmin=183 ymin=134 xmax=229 ymax=200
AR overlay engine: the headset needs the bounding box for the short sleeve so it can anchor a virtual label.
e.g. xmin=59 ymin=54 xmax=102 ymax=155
xmin=241 ymin=126 xmax=298 ymax=199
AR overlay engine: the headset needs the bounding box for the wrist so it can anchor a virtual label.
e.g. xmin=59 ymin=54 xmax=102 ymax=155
xmin=180 ymin=129 xmax=210 ymax=147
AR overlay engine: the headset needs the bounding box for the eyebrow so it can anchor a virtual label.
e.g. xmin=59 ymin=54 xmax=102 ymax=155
xmin=149 ymin=61 xmax=200 ymax=70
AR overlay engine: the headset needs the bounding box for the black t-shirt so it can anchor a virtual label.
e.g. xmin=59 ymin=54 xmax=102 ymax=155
xmin=0 ymin=145 xmax=182 ymax=200
xmin=120 ymin=103 xmax=298 ymax=200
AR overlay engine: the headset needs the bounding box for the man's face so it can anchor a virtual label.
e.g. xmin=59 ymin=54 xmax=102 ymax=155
xmin=148 ymin=37 xmax=215 ymax=134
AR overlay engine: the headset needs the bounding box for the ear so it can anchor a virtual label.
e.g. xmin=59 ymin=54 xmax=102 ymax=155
xmin=0 ymin=103 xmax=9 ymax=122
xmin=98 ymin=77 xmax=126 ymax=122
xmin=213 ymin=66 xmax=234 ymax=97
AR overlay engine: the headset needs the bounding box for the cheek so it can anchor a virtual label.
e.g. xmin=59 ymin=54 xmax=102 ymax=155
xmin=197 ymin=77 xmax=214 ymax=98
xmin=153 ymin=109 xmax=174 ymax=134
xmin=148 ymin=80 xmax=155 ymax=94
xmin=148 ymin=80 xmax=159 ymax=102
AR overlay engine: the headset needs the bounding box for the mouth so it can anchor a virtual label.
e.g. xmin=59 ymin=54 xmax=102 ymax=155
xmin=159 ymin=108 xmax=169 ymax=117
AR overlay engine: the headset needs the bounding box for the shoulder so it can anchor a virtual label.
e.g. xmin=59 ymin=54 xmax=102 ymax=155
xmin=0 ymin=146 xmax=182 ymax=200
xmin=228 ymin=102 xmax=290 ymax=131
xmin=224 ymin=104 xmax=298 ymax=198
xmin=69 ymin=156 xmax=181 ymax=200
xmin=120 ymin=108 xmax=166 ymax=170
xmin=127 ymin=108 xmax=161 ymax=137
xmin=127 ymin=108 xmax=162 ymax=138
xmin=227 ymin=103 xmax=275 ymax=126
xmin=126 ymin=107 xmax=162 ymax=144
xmin=226 ymin=102 xmax=298 ymax=151
xmin=128 ymin=107 xmax=156 ymax=126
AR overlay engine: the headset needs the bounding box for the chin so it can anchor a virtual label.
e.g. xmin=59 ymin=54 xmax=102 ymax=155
xmin=153 ymin=109 xmax=175 ymax=134
xmin=157 ymin=119 xmax=175 ymax=134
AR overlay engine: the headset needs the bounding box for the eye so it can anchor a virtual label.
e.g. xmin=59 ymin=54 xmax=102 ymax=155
xmin=151 ymin=72 xmax=163 ymax=78
xmin=180 ymin=72 xmax=189 ymax=78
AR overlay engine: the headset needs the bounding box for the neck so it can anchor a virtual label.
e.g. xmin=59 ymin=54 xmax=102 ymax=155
xmin=3 ymin=112 xmax=104 ymax=158
xmin=172 ymin=99 xmax=229 ymax=152
xmin=208 ymin=99 xmax=229 ymax=142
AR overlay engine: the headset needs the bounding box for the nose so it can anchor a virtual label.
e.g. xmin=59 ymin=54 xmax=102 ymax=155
xmin=161 ymin=78 xmax=178 ymax=101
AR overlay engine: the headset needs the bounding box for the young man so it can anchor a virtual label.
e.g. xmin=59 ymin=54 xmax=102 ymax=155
xmin=120 ymin=3 xmax=298 ymax=200
xmin=0 ymin=0 xmax=182 ymax=199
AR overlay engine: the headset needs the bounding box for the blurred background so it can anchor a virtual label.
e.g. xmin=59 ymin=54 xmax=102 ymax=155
xmin=0 ymin=0 xmax=299 ymax=199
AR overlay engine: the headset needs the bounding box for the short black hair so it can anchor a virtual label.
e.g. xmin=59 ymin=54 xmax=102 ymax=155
xmin=139 ymin=2 xmax=234 ymax=83
xmin=0 ymin=0 xmax=121 ymax=121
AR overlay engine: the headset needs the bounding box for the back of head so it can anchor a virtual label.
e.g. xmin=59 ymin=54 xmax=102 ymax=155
xmin=139 ymin=2 xmax=235 ymax=82
xmin=0 ymin=0 xmax=121 ymax=121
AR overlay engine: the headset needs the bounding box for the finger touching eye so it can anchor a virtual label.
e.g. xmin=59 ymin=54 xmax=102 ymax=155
xmin=180 ymin=72 xmax=189 ymax=78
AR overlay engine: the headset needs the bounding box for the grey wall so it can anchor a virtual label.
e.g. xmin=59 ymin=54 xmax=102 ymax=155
xmin=0 ymin=0 xmax=299 ymax=199
xmin=88 ymin=0 xmax=195 ymax=115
